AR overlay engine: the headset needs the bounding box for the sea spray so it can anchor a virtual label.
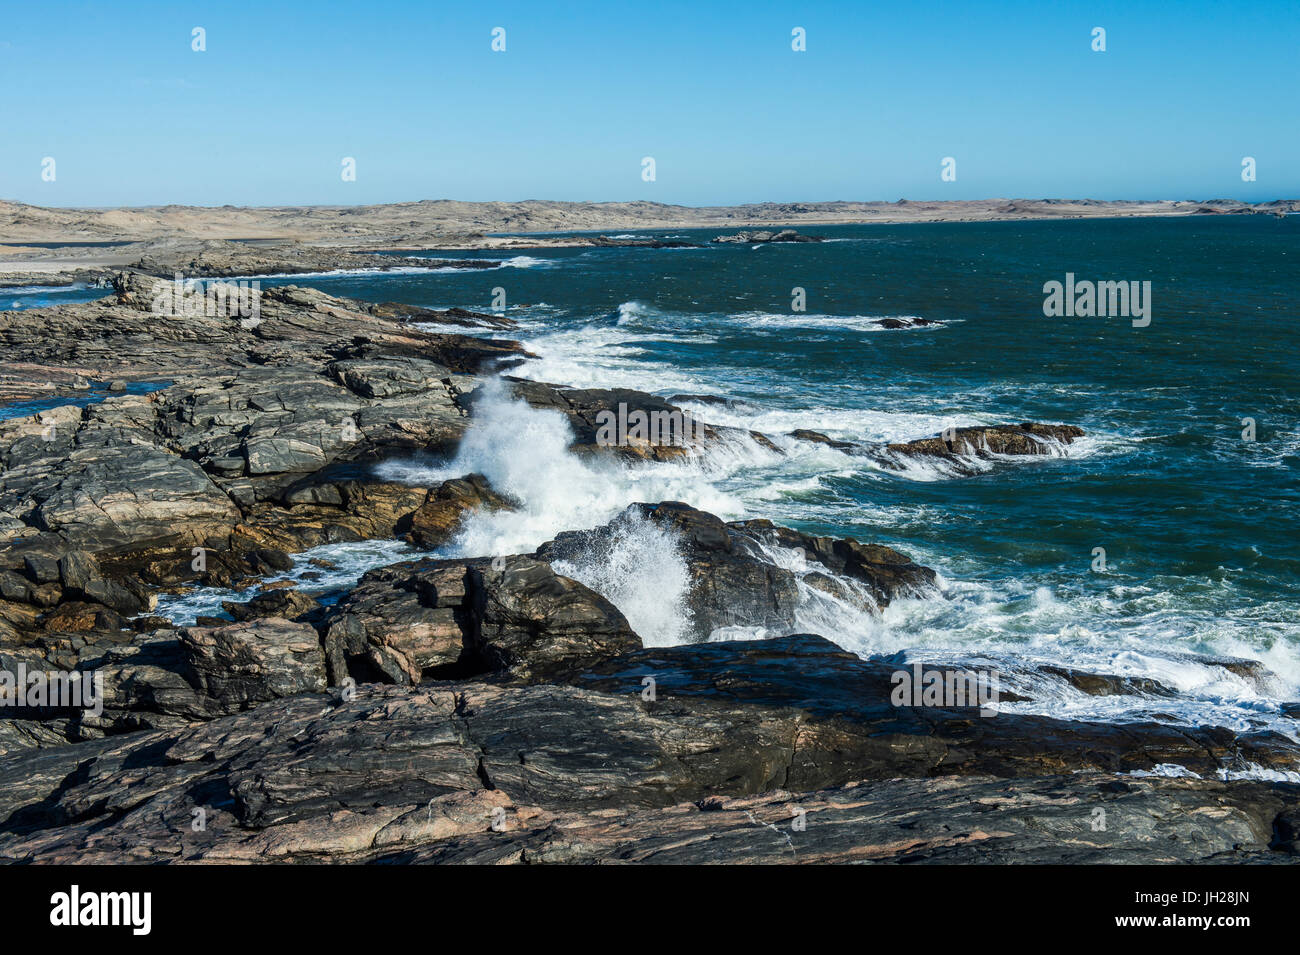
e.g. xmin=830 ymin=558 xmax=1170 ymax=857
xmin=374 ymin=376 xmax=735 ymax=639
xmin=550 ymin=510 xmax=695 ymax=646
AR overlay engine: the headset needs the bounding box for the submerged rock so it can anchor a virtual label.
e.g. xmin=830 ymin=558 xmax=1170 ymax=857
xmin=787 ymin=428 xmax=860 ymax=451
xmin=872 ymin=316 xmax=938 ymax=329
xmin=888 ymin=422 xmax=1084 ymax=459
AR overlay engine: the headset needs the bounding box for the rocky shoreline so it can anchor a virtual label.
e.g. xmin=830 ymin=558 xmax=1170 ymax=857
xmin=0 ymin=275 xmax=1297 ymax=864
xmin=0 ymin=239 xmax=499 ymax=291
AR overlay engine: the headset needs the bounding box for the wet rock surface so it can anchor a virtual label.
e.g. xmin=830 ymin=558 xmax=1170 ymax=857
xmin=784 ymin=420 xmax=1087 ymax=474
xmin=539 ymin=503 xmax=937 ymax=639
xmin=883 ymin=422 xmax=1085 ymax=466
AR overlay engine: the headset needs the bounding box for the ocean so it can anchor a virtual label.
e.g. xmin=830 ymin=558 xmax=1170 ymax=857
xmin=143 ymin=216 xmax=1299 ymax=744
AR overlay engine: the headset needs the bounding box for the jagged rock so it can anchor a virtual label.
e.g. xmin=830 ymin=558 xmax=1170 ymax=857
xmin=41 ymin=602 xmax=126 ymax=633
xmin=1040 ymin=665 xmax=1177 ymax=698
xmin=320 ymin=555 xmax=639 ymax=685
xmin=407 ymin=474 xmax=515 ymax=549
xmin=0 ymin=571 xmax=33 ymax=604
xmin=469 ymin=555 xmax=640 ymax=680
xmin=243 ymin=436 xmax=328 ymax=475
xmin=732 ymin=518 xmax=937 ymax=609
xmin=23 ymin=555 xmax=60 ymax=585
xmin=329 ymin=356 xmax=453 ymax=399
xmin=177 ymin=618 xmax=327 ymax=711
xmin=222 ymin=588 xmax=320 ymax=622
xmin=538 ymin=502 xmax=935 ymax=640
xmin=321 ymin=562 xmax=469 ymax=684
xmin=883 ymin=423 xmax=1084 ymax=467
xmin=367 ymin=303 xmax=516 ymax=330
xmin=0 ymin=720 xmax=80 ymax=757
xmin=57 ymin=552 xmax=99 ymax=593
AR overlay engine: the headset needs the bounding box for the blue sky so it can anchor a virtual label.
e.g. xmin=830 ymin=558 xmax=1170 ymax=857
xmin=2 ymin=0 xmax=1297 ymax=207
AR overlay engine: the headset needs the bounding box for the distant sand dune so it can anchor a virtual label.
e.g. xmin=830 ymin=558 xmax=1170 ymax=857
xmin=2 ymin=197 xmax=1296 ymax=248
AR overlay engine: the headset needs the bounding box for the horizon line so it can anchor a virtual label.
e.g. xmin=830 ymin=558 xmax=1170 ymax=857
xmin=4 ymin=196 xmax=1299 ymax=212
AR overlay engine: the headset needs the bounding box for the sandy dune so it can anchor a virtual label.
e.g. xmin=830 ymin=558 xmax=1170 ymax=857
xmin=4 ymin=197 xmax=1296 ymax=246
xmin=2 ymin=196 xmax=1294 ymax=283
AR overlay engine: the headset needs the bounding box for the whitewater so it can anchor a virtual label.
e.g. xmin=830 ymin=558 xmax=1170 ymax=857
xmin=155 ymin=218 xmax=1300 ymax=752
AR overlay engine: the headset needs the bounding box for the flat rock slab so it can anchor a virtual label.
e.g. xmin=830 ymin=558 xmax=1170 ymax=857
xmin=1 ymin=636 xmax=1297 ymax=863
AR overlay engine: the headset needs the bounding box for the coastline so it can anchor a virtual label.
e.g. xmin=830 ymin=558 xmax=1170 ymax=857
xmin=3 ymin=197 xmax=1298 ymax=286
xmin=0 ymin=267 xmax=1297 ymax=863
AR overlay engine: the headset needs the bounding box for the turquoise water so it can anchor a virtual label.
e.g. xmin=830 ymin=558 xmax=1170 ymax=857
xmin=0 ymin=380 xmax=171 ymax=421
xmin=118 ymin=218 xmax=1300 ymax=734
xmin=0 ymin=282 xmax=105 ymax=311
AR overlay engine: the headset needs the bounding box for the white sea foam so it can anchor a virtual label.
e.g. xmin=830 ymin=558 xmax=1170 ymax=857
xmin=375 ymin=375 xmax=749 ymax=558
xmin=152 ymin=538 xmax=418 ymax=626
xmin=498 ymin=255 xmax=552 ymax=269
xmin=249 ymin=266 xmax=470 ymax=280
xmin=614 ymin=300 xmax=659 ymax=325
xmin=551 ymin=510 xmax=695 ymax=646
xmin=729 ymin=311 xmax=945 ymax=332
xmin=1216 ymin=764 xmax=1300 ymax=783
xmin=508 ymin=323 xmax=719 ymax=393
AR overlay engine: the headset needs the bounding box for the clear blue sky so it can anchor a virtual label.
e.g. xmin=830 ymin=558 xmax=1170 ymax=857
xmin=2 ymin=0 xmax=1296 ymax=207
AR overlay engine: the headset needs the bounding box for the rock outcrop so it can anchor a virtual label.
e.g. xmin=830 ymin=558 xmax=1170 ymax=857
xmin=711 ymin=229 xmax=823 ymax=244
xmin=319 ymin=555 xmax=639 ymax=685
xmin=0 ymin=636 xmax=1295 ymax=864
xmin=0 ymin=279 xmax=536 ymax=643
xmin=126 ymin=238 xmax=500 ymax=278
xmin=884 ymin=423 xmax=1085 ymax=463
xmin=538 ymin=502 xmax=936 ymax=640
